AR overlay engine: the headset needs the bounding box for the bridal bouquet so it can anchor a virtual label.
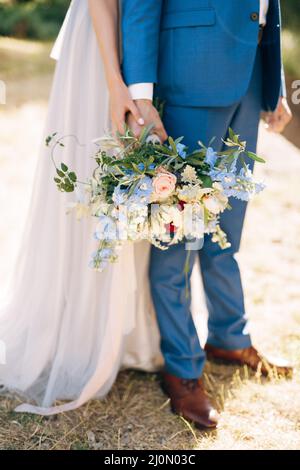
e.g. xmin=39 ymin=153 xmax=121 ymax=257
xmin=48 ymin=126 xmax=265 ymax=271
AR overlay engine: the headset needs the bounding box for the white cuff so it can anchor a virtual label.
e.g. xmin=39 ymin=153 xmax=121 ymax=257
xmin=128 ymin=83 xmax=154 ymax=101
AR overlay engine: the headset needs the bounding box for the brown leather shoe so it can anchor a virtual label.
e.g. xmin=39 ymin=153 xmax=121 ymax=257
xmin=205 ymin=344 xmax=293 ymax=377
xmin=162 ymin=372 xmax=219 ymax=429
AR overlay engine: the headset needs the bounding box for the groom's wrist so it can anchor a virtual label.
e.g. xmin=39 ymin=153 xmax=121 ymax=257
xmin=128 ymin=83 xmax=154 ymax=101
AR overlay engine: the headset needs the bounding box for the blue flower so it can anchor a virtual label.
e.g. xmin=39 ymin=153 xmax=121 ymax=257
xmin=210 ymin=163 xmax=265 ymax=202
xmin=176 ymin=143 xmax=187 ymax=159
xmin=99 ymin=247 xmax=113 ymax=260
xmin=124 ymin=169 xmax=134 ymax=175
xmin=138 ymin=163 xmax=145 ymax=171
xmin=229 ymin=156 xmax=238 ymax=172
xmin=238 ymin=166 xmax=252 ymax=181
xmin=94 ymin=215 xmax=116 ymax=241
xmin=149 ymin=163 xmax=156 ymax=170
xmin=205 ymin=147 xmax=218 ymax=168
xmin=129 ymin=176 xmax=153 ymax=205
xmin=223 ymin=188 xmax=250 ymax=201
xmin=112 ymin=185 xmax=128 ymax=205
xmin=89 ymin=252 xmax=109 ymax=271
xmin=113 ymin=177 xmax=153 ymax=207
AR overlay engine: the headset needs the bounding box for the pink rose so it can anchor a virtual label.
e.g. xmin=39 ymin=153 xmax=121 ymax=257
xmin=152 ymin=169 xmax=177 ymax=200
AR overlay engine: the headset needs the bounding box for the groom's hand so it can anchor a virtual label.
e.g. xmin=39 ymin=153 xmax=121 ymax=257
xmin=127 ymin=99 xmax=168 ymax=143
xmin=262 ymin=97 xmax=292 ymax=133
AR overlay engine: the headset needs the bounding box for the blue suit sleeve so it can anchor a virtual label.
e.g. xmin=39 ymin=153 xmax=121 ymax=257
xmin=121 ymin=0 xmax=163 ymax=86
xmin=278 ymin=1 xmax=287 ymax=99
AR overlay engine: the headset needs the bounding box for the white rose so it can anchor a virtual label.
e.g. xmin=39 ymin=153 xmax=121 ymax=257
xmin=203 ymin=195 xmax=223 ymax=214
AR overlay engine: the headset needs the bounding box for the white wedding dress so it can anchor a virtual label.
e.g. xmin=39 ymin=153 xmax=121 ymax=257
xmin=0 ymin=0 xmax=164 ymax=415
xmin=0 ymin=0 xmax=205 ymax=416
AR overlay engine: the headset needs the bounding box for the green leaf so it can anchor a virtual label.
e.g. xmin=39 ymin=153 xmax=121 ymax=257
xmin=218 ymin=149 xmax=236 ymax=156
xmin=224 ymin=140 xmax=238 ymax=148
xmin=200 ymin=175 xmax=213 ymax=188
xmin=68 ymin=172 xmax=77 ymax=182
xmin=208 ymin=136 xmax=216 ymax=147
xmin=223 ymin=154 xmax=237 ymax=167
xmin=153 ymin=144 xmax=173 ymax=156
xmin=186 ymin=158 xmax=205 ymax=167
xmin=132 ymin=163 xmax=143 ymax=174
xmin=139 ymin=124 xmax=155 ymax=144
xmin=45 ymin=132 xmax=57 ymax=147
xmin=246 ymin=151 xmax=266 ymax=163
xmin=174 ymin=162 xmax=186 ymax=171
xmin=61 ymin=163 xmax=68 ymax=172
xmin=56 ymin=169 xmax=65 ymax=178
xmin=228 ymin=127 xmax=236 ymax=141
xmin=168 ymin=137 xmax=178 ymax=154
xmin=127 ymin=179 xmax=140 ymax=198
xmin=187 ymin=150 xmax=206 ymax=160
xmin=62 ymin=182 xmax=74 ymax=193
xmin=203 ymin=206 xmax=210 ymax=225
xmin=198 ymin=139 xmax=208 ymax=149
xmin=54 ymin=177 xmax=61 ymax=184
xmin=174 ymin=136 xmax=185 ymax=145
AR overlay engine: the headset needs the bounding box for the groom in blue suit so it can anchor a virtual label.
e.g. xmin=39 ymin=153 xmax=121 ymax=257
xmin=121 ymin=0 xmax=292 ymax=428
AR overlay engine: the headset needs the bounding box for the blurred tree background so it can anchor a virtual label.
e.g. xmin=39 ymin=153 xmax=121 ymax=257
xmin=0 ymin=0 xmax=299 ymax=76
xmin=281 ymin=0 xmax=300 ymax=32
xmin=0 ymin=0 xmax=70 ymax=40
xmin=0 ymin=1 xmax=298 ymax=40
xmin=281 ymin=0 xmax=300 ymax=79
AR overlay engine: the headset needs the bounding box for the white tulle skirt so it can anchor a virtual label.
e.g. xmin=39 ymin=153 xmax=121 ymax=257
xmin=0 ymin=0 xmax=163 ymax=415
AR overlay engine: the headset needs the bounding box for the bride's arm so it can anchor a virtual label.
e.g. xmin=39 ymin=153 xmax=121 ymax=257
xmin=88 ymin=0 xmax=144 ymax=134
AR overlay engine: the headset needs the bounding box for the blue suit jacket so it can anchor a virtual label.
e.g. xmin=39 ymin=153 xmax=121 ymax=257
xmin=121 ymin=0 xmax=285 ymax=111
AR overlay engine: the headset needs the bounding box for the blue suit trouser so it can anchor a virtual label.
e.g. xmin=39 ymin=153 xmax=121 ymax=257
xmin=150 ymin=48 xmax=263 ymax=378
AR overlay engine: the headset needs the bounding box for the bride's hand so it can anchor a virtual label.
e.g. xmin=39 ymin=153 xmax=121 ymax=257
xmin=109 ymin=78 xmax=145 ymax=135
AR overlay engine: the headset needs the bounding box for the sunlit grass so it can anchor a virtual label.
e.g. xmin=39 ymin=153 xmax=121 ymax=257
xmin=0 ymin=37 xmax=48 ymax=54
xmin=0 ymin=36 xmax=54 ymax=81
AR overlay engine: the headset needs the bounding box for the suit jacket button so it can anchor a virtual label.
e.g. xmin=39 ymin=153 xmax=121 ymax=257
xmin=250 ymin=12 xmax=259 ymax=22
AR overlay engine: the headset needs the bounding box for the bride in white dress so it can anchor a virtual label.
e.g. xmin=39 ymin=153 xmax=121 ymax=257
xmin=0 ymin=0 xmax=165 ymax=415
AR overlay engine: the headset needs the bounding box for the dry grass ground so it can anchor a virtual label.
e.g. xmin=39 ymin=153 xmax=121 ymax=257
xmin=0 ymin=38 xmax=300 ymax=450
